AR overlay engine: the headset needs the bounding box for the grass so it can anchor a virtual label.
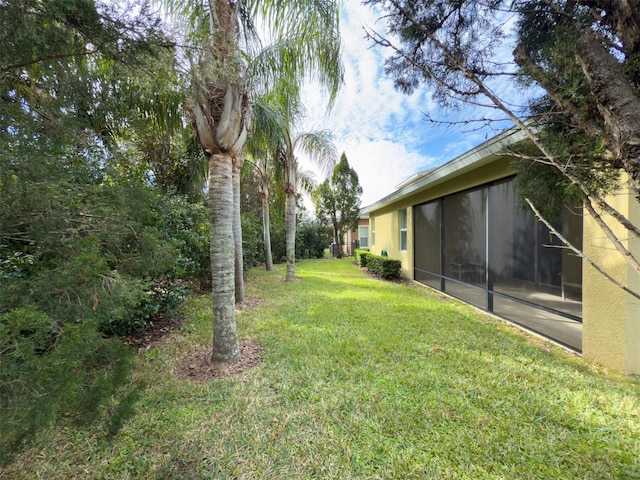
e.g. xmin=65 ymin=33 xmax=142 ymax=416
xmin=2 ymin=258 xmax=639 ymax=479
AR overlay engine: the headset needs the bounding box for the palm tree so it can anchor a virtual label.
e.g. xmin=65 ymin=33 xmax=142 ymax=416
xmin=232 ymin=152 xmax=246 ymax=303
xmin=162 ymin=0 xmax=343 ymax=362
xmin=245 ymin=99 xmax=288 ymax=272
xmin=254 ymin=150 xmax=275 ymax=271
xmin=280 ymin=126 xmax=337 ymax=281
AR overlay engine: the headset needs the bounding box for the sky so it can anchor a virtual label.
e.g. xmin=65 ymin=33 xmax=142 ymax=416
xmin=298 ymin=2 xmax=520 ymax=209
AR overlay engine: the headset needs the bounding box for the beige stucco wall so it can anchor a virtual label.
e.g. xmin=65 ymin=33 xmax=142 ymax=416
xmin=582 ymin=179 xmax=640 ymax=374
xmin=368 ymin=208 xmax=413 ymax=277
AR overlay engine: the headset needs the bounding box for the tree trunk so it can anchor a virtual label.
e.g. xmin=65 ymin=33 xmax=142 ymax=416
xmin=285 ymin=191 xmax=296 ymax=281
xmin=209 ymin=153 xmax=239 ymax=363
xmin=333 ymin=227 xmax=342 ymax=258
xmin=232 ymin=156 xmax=244 ymax=304
xmin=575 ymin=31 xmax=640 ymax=200
xmin=260 ymin=191 xmax=273 ymax=271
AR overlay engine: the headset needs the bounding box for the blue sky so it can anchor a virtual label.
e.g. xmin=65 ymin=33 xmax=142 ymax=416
xmin=299 ymin=2 xmax=522 ymax=208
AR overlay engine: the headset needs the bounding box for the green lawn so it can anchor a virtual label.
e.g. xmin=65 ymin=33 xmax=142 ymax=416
xmin=3 ymin=258 xmax=639 ymax=479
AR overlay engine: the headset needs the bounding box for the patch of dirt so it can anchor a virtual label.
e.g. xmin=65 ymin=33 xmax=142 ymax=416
xmin=127 ymin=297 xmax=265 ymax=381
xmin=236 ymin=296 xmax=266 ymax=310
xmin=126 ymin=315 xmax=183 ymax=351
xmin=174 ymin=339 xmax=264 ymax=382
xmin=125 ymin=296 xmax=265 ymax=352
xmin=360 ymin=266 xmax=414 ymax=286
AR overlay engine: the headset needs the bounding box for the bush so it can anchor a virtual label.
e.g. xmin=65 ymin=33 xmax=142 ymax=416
xmin=241 ymin=212 xmax=265 ymax=274
xmin=362 ymin=254 xmax=402 ymax=280
xmin=297 ymin=220 xmax=332 ymax=259
xmin=354 ymin=248 xmax=370 ymax=267
xmin=0 ymin=187 xmax=207 ymax=335
xmin=269 ymin=220 xmax=287 ymax=263
xmin=0 ymin=307 xmax=137 ymax=464
xmin=150 ymin=194 xmax=211 ymax=286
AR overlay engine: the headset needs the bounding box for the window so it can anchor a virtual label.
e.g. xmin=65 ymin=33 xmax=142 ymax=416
xmin=399 ymin=209 xmax=408 ymax=251
xmin=371 ymin=218 xmax=376 ymax=246
xmin=358 ymin=226 xmax=369 ymax=248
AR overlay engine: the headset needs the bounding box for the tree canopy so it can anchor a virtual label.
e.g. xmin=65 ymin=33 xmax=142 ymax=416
xmin=0 ymin=0 xmax=213 ymax=461
xmin=314 ymin=153 xmax=363 ymax=258
xmin=364 ymin=0 xmax=640 ymax=282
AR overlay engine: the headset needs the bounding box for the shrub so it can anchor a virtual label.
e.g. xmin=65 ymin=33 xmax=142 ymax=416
xmin=0 ymin=188 xmax=208 ymax=336
xmin=269 ymin=220 xmax=287 ymax=263
xmin=354 ymin=248 xmax=370 ymax=266
xmin=297 ymin=220 xmax=332 ymax=259
xmin=150 ymin=194 xmax=211 ymax=286
xmin=0 ymin=307 xmax=137 ymax=464
xmin=365 ymin=254 xmax=402 ymax=280
xmin=241 ymin=212 xmax=265 ymax=274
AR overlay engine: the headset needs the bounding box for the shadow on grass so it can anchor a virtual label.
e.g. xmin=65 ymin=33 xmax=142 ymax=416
xmin=0 ymin=314 xmax=145 ymax=465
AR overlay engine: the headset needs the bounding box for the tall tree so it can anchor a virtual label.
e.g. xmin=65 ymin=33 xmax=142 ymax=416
xmin=245 ymin=98 xmax=289 ymax=271
xmin=363 ymin=0 xmax=640 ymax=288
xmin=314 ymin=153 xmax=363 ymax=258
xmin=162 ymin=0 xmax=343 ymax=362
xmin=280 ymin=127 xmax=337 ymax=280
xmin=0 ymin=0 xmax=194 ymax=457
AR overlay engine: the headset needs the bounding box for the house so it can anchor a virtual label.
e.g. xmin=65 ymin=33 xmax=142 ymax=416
xmin=361 ymin=128 xmax=640 ymax=375
xmin=343 ymin=214 xmax=370 ymax=256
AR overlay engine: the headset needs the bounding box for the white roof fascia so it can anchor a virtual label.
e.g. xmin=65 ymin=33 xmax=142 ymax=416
xmin=361 ymin=127 xmax=527 ymax=214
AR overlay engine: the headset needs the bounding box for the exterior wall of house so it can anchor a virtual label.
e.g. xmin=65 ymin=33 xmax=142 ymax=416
xmin=369 ymin=156 xmax=514 ymax=280
xmin=363 ymin=125 xmax=640 ymax=373
xmin=582 ymin=178 xmax=640 ymax=374
xmin=343 ymin=218 xmax=371 ymax=255
xmin=368 ymin=159 xmax=639 ymax=374
xmin=368 ymin=208 xmax=413 ymax=277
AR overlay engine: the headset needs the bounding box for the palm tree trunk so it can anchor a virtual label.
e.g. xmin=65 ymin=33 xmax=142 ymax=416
xmin=285 ymin=191 xmax=296 ymax=281
xmin=209 ymin=153 xmax=239 ymax=362
xmin=261 ymin=191 xmax=273 ymax=271
xmin=232 ymin=156 xmax=244 ymax=303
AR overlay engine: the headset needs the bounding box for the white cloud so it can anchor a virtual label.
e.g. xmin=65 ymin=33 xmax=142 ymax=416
xmin=340 ymin=138 xmax=433 ymax=207
xmin=298 ymin=2 xmax=439 ymax=209
xmin=298 ymin=2 xmax=533 ymax=212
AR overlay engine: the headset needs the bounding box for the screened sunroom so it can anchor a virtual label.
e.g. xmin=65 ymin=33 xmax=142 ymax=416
xmin=413 ymin=176 xmax=583 ymax=350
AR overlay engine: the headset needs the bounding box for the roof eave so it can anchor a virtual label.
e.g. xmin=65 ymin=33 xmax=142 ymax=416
xmin=361 ymin=127 xmax=527 ymax=214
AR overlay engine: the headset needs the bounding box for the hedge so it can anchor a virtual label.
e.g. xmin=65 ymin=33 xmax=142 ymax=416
xmin=355 ymin=249 xmax=401 ymax=280
xmin=354 ymin=248 xmax=370 ymax=267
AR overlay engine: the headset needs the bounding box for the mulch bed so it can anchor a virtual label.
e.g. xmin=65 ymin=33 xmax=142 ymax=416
xmin=359 ymin=266 xmax=414 ymax=286
xmin=126 ymin=315 xmax=184 ymax=351
xmin=125 ymin=296 xmax=266 ymax=381
xmin=174 ymin=339 xmax=264 ymax=382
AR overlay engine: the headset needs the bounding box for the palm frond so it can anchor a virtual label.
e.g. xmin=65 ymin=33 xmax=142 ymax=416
xmin=298 ymin=168 xmax=318 ymax=193
xmin=294 ymin=130 xmax=338 ymax=176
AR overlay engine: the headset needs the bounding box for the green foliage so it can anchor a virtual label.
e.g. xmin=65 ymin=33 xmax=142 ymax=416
xmin=354 ymin=248 xmax=370 ymax=267
xmin=150 ymin=194 xmax=211 ymax=286
xmin=241 ymin=212 xmax=265 ymax=273
xmin=510 ymin=103 xmax=620 ymax=220
xmin=269 ymin=219 xmax=287 ymax=263
xmin=0 ymin=307 xmax=137 ymax=465
xmin=0 ymin=179 xmax=202 ymax=335
xmin=259 ymin=218 xmax=331 ymax=263
xmin=313 ymin=153 xmax=362 ymax=258
xmin=296 ymin=219 xmax=332 ymax=259
xmin=0 ymin=0 xmax=200 ymax=335
xmin=366 ymin=254 xmax=402 ymax=280
xmin=0 ymin=0 xmax=192 ymax=464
